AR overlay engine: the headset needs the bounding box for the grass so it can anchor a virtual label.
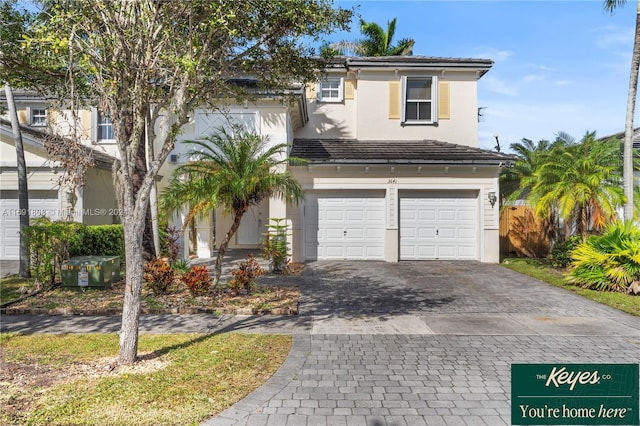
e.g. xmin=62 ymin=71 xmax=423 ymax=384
xmin=0 ymin=276 xmax=35 ymax=304
xmin=502 ymin=258 xmax=640 ymax=317
xmin=0 ymin=332 xmax=291 ymax=426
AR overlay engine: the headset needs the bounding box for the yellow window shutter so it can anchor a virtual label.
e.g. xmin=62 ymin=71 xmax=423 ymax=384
xmin=438 ymin=81 xmax=450 ymax=120
xmin=306 ymin=83 xmax=317 ymax=100
xmin=344 ymin=79 xmax=355 ymax=100
xmin=18 ymin=110 xmax=27 ymax=124
xmin=388 ymin=81 xmax=400 ymax=119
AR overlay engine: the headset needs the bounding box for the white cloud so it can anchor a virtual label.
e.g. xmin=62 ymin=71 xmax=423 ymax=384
xmin=553 ymin=80 xmax=571 ymax=87
xmin=472 ymin=47 xmax=513 ymax=62
xmin=482 ymin=76 xmax=519 ymax=96
xmin=594 ymin=25 xmax=633 ymax=49
xmin=522 ymin=75 xmax=544 ymax=83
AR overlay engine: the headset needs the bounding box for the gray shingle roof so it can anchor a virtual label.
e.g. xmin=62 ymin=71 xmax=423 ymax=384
xmin=290 ymin=139 xmax=514 ymax=166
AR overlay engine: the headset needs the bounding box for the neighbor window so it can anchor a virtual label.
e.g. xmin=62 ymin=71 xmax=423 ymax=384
xmin=97 ymin=111 xmax=114 ymax=141
xmin=317 ymin=77 xmax=343 ymax=102
xmin=30 ymin=108 xmax=47 ymax=126
xmin=402 ymin=76 xmax=437 ymax=124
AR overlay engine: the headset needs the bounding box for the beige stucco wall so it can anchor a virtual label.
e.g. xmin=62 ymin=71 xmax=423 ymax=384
xmin=297 ymin=70 xmax=480 ymax=146
xmin=82 ymin=168 xmax=119 ymax=225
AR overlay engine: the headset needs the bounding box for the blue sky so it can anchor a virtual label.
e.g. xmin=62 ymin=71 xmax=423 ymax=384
xmin=326 ymin=0 xmax=635 ymax=151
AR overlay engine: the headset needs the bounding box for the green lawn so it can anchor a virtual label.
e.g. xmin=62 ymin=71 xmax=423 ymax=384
xmin=0 ymin=332 xmax=291 ymax=426
xmin=502 ymin=258 xmax=640 ymax=317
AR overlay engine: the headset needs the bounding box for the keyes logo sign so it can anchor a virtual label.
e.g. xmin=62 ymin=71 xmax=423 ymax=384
xmin=511 ymin=364 xmax=639 ymax=425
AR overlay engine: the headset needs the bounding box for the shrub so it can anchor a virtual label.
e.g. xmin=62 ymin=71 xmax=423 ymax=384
xmin=78 ymin=225 xmax=125 ymax=259
xmin=262 ymin=218 xmax=290 ymax=273
xmin=173 ymin=258 xmax=191 ymax=274
xmin=143 ymin=258 xmax=175 ymax=294
xmin=24 ymin=218 xmax=86 ymax=285
xmin=159 ymin=225 xmax=180 ymax=265
xmin=550 ymin=236 xmax=581 ymax=268
xmin=228 ymin=254 xmax=263 ymax=295
xmin=182 ymin=265 xmax=211 ymax=296
xmin=568 ymin=221 xmax=640 ymax=292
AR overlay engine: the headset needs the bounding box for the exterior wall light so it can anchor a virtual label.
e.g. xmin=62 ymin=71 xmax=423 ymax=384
xmin=488 ymin=191 xmax=497 ymax=208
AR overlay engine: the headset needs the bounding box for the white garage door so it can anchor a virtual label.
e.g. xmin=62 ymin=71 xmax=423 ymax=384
xmin=0 ymin=190 xmax=61 ymax=260
xmin=304 ymin=190 xmax=385 ymax=260
xmin=400 ymin=191 xmax=478 ymax=260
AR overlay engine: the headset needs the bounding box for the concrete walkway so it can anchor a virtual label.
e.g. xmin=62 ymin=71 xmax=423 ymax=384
xmin=2 ymin=261 xmax=640 ymax=426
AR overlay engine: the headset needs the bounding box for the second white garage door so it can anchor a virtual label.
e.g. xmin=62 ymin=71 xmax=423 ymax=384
xmin=304 ymin=190 xmax=385 ymax=260
xmin=400 ymin=191 xmax=478 ymax=260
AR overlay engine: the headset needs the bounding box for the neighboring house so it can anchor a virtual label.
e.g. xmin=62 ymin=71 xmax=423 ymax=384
xmin=0 ymin=109 xmax=118 ymax=261
xmin=1 ymin=55 xmax=513 ymax=264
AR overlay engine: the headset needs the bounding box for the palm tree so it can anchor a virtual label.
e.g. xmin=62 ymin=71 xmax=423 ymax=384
xmin=525 ymin=131 xmax=626 ymax=241
xmin=332 ymin=18 xmax=414 ymax=56
xmin=604 ymin=0 xmax=640 ymax=221
xmin=161 ymin=129 xmax=304 ymax=286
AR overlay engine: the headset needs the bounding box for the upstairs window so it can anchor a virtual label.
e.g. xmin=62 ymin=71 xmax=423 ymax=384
xmin=30 ymin=107 xmax=47 ymax=126
xmin=401 ymin=76 xmax=438 ymax=124
xmin=97 ymin=111 xmax=114 ymax=141
xmin=317 ymin=77 xmax=343 ymax=102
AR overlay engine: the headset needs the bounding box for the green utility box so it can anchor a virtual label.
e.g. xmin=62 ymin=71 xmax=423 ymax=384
xmin=61 ymin=256 xmax=120 ymax=289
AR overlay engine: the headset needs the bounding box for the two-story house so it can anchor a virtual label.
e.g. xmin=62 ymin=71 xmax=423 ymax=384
xmin=180 ymin=56 xmax=512 ymax=263
xmin=1 ymin=55 xmax=512 ymax=264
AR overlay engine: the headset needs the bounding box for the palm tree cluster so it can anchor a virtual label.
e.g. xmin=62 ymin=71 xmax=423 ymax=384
xmin=503 ymin=131 xmax=638 ymax=242
xmin=328 ymin=18 xmax=415 ymax=56
xmin=161 ymin=129 xmax=304 ymax=286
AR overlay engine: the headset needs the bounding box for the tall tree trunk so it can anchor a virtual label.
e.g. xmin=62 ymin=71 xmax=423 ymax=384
xmin=118 ymin=205 xmax=146 ymax=365
xmin=212 ymin=209 xmax=246 ymax=287
xmin=5 ymin=83 xmax=31 ymax=279
xmin=133 ymin=129 xmax=156 ymax=261
xmin=623 ymin=4 xmax=640 ymax=221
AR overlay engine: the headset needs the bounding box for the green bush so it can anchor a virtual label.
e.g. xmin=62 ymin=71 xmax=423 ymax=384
xmin=568 ymin=221 xmax=640 ymax=292
xmin=550 ymin=236 xmax=581 ymax=268
xmin=143 ymin=258 xmax=175 ymax=294
xmin=261 ymin=218 xmax=290 ymax=273
xmin=24 ymin=218 xmax=86 ymax=285
xmin=77 ymin=225 xmax=125 ymax=259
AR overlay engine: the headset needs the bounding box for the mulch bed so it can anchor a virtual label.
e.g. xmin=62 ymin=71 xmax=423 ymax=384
xmin=3 ymin=271 xmax=301 ymax=316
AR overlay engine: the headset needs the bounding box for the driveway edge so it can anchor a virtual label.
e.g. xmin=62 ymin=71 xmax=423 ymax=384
xmin=202 ymin=333 xmax=310 ymax=426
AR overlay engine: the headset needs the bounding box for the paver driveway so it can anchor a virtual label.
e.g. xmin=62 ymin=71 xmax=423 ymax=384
xmin=208 ymin=261 xmax=640 ymax=426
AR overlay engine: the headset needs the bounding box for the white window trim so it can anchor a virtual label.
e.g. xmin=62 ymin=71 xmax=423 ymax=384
xmin=317 ymin=77 xmax=344 ymax=103
xmin=91 ymin=107 xmax=116 ymax=143
xmin=401 ymin=75 xmax=438 ymax=125
xmin=27 ymin=106 xmax=47 ymax=127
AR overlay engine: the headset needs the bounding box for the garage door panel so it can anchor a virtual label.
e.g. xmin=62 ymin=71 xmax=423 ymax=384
xmin=304 ymin=191 xmax=385 ymax=260
xmin=0 ymin=190 xmax=60 ymax=260
xmin=400 ymin=192 xmax=478 ymax=261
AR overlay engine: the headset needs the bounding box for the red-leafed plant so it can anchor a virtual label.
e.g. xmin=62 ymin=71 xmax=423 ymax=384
xmin=182 ymin=265 xmax=211 ymax=296
xmin=228 ymin=254 xmax=263 ymax=295
xmin=143 ymin=258 xmax=175 ymax=294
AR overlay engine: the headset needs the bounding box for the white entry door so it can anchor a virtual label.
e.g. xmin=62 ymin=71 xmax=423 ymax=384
xmin=400 ymin=191 xmax=478 ymax=260
xmin=304 ymin=190 xmax=385 ymax=260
